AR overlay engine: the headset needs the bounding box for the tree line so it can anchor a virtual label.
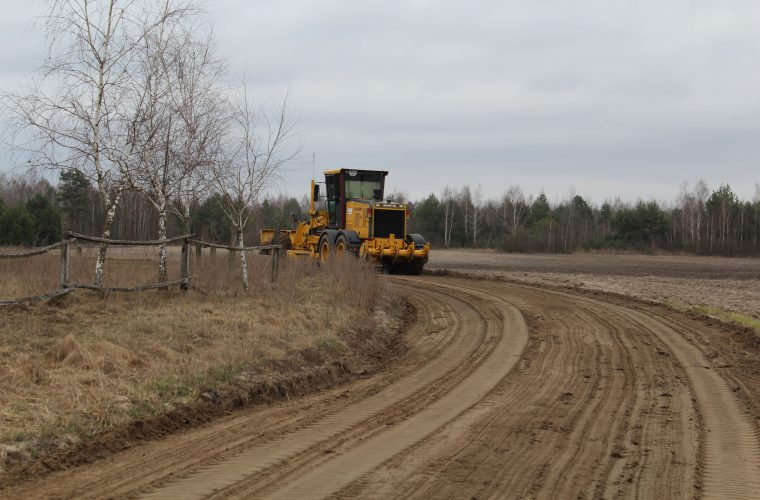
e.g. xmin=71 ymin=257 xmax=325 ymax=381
xmin=0 ymin=171 xmax=303 ymax=252
xmin=406 ymin=181 xmax=760 ymax=256
xmin=3 ymin=172 xmax=759 ymax=259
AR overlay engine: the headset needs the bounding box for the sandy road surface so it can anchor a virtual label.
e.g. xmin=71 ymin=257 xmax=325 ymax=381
xmin=4 ymin=276 xmax=760 ymax=499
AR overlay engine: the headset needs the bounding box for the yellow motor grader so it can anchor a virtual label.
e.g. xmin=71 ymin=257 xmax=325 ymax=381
xmin=261 ymin=169 xmax=430 ymax=274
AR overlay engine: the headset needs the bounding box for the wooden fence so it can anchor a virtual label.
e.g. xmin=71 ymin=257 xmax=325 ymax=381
xmin=0 ymin=233 xmax=282 ymax=306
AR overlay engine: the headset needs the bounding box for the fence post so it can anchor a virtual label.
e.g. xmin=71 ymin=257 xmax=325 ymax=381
xmin=181 ymin=237 xmax=190 ymax=292
xmin=270 ymin=246 xmax=279 ymax=283
xmin=59 ymin=240 xmax=70 ymax=289
xmin=276 ymin=246 xmax=281 ymax=282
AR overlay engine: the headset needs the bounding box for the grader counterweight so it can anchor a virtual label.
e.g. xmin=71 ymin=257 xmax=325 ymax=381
xmin=261 ymin=169 xmax=430 ymax=274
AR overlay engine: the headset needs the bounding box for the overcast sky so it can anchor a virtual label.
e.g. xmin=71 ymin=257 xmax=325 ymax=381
xmin=1 ymin=0 xmax=759 ymax=204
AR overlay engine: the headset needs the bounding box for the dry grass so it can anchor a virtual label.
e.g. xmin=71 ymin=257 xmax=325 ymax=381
xmin=0 ymin=251 xmax=396 ymax=464
xmin=664 ymin=300 xmax=760 ymax=337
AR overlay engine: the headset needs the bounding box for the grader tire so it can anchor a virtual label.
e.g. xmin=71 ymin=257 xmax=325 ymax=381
xmin=404 ymin=259 xmax=425 ymax=276
xmin=334 ymin=234 xmax=348 ymax=258
xmin=318 ymin=233 xmax=332 ymax=264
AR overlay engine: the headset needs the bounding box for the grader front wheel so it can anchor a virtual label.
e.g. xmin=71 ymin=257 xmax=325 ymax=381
xmin=318 ymin=234 xmax=331 ymax=264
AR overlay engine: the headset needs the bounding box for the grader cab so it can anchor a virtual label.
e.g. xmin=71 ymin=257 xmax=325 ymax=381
xmin=261 ymin=169 xmax=430 ymax=274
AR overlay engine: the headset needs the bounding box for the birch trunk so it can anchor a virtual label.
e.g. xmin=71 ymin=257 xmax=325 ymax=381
xmin=238 ymin=227 xmax=249 ymax=291
xmin=443 ymin=203 xmax=449 ymax=248
xmin=158 ymin=198 xmax=168 ymax=283
xmin=94 ymin=191 xmax=122 ymax=286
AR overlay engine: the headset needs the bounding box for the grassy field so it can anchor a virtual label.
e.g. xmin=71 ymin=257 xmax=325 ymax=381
xmin=0 ymin=251 xmax=400 ymax=467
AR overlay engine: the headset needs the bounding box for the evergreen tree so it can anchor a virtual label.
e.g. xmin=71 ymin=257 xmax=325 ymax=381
xmin=613 ymin=201 xmax=667 ymax=250
xmin=0 ymin=205 xmax=36 ymax=245
xmin=26 ymin=194 xmax=62 ymax=245
xmin=528 ymin=193 xmax=551 ymax=225
xmin=57 ymin=169 xmax=92 ymax=233
xmin=409 ymin=194 xmax=443 ymax=245
xmin=195 ymin=194 xmax=234 ymax=243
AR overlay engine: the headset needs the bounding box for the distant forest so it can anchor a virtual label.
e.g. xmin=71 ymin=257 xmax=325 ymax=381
xmin=403 ymin=181 xmax=760 ymax=256
xmin=1 ymin=172 xmax=759 ymax=257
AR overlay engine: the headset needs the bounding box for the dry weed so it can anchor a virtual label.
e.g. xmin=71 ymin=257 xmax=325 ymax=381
xmin=0 ymin=252 xmax=396 ymax=465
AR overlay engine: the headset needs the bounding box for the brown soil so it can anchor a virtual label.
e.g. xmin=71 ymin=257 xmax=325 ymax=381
xmin=429 ymin=249 xmax=760 ymax=319
xmin=429 ymin=249 xmax=760 ymax=279
xmin=4 ymin=275 xmax=760 ymax=499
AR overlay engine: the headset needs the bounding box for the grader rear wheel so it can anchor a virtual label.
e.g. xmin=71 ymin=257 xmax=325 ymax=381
xmin=334 ymin=234 xmax=348 ymax=257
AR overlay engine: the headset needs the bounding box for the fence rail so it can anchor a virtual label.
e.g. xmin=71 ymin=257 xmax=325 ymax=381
xmin=0 ymin=289 xmax=73 ymax=307
xmin=0 ymin=233 xmax=282 ymax=306
xmin=187 ymin=239 xmax=281 ymax=252
xmin=0 ymin=239 xmax=76 ymax=260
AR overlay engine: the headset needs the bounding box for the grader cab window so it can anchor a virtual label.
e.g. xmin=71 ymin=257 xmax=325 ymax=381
xmin=345 ymin=172 xmax=383 ymax=201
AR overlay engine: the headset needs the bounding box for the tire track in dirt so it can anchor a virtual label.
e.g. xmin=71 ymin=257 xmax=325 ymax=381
xmin=605 ymin=303 xmax=760 ymax=499
xmin=384 ymin=278 xmax=757 ymax=500
xmin=342 ymin=278 xmax=698 ymax=499
xmin=491 ymin=281 xmax=760 ymax=499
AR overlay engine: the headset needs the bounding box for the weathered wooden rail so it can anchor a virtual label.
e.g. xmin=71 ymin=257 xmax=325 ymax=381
xmin=0 ymin=234 xmax=282 ymax=306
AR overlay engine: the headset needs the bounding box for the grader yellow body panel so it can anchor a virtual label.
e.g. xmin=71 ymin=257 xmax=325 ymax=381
xmin=261 ymin=169 xmax=430 ymax=274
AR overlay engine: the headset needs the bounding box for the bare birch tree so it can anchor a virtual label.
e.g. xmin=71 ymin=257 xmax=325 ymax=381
xmin=6 ymin=0 xmax=191 ymax=285
xmin=502 ymin=186 xmax=527 ymax=237
xmin=460 ymin=185 xmax=471 ymax=243
xmin=211 ymin=82 xmax=296 ymax=290
xmin=128 ymin=6 xmax=224 ymax=282
xmin=441 ymin=186 xmax=455 ymax=248
xmin=168 ymin=30 xmax=227 ymax=236
xmin=472 ymin=184 xmax=482 ymax=246
xmin=694 ymin=179 xmax=709 ymax=253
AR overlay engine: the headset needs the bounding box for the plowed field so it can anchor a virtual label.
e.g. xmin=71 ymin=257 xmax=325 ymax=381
xmin=3 ymin=275 xmax=760 ymax=499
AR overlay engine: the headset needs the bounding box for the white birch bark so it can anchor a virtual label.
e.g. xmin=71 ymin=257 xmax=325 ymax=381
xmin=95 ymin=190 xmax=122 ymax=286
xmin=238 ymin=225 xmax=249 ymax=291
xmin=157 ymin=197 xmax=168 ymax=283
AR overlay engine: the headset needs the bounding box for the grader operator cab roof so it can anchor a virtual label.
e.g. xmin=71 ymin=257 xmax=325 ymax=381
xmin=323 ymin=168 xmax=389 ymax=177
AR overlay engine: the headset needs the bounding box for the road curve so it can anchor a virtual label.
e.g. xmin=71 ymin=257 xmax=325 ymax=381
xmin=4 ymin=275 xmax=760 ymax=499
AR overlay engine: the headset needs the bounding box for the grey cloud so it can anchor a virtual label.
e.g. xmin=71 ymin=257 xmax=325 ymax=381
xmin=2 ymin=0 xmax=760 ymax=203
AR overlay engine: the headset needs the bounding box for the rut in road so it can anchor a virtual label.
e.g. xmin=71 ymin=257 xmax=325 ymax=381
xmin=4 ymin=276 xmax=760 ymax=499
xmin=339 ymin=279 xmax=698 ymax=499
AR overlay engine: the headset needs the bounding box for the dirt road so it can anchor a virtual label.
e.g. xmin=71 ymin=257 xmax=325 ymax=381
xmin=4 ymin=276 xmax=760 ymax=499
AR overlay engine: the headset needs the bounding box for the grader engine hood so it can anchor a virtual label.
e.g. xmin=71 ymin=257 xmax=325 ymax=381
xmin=360 ymin=199 xmax=430 ymax=274
xmin=370 ymin=202 xmax=407 ymax=239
